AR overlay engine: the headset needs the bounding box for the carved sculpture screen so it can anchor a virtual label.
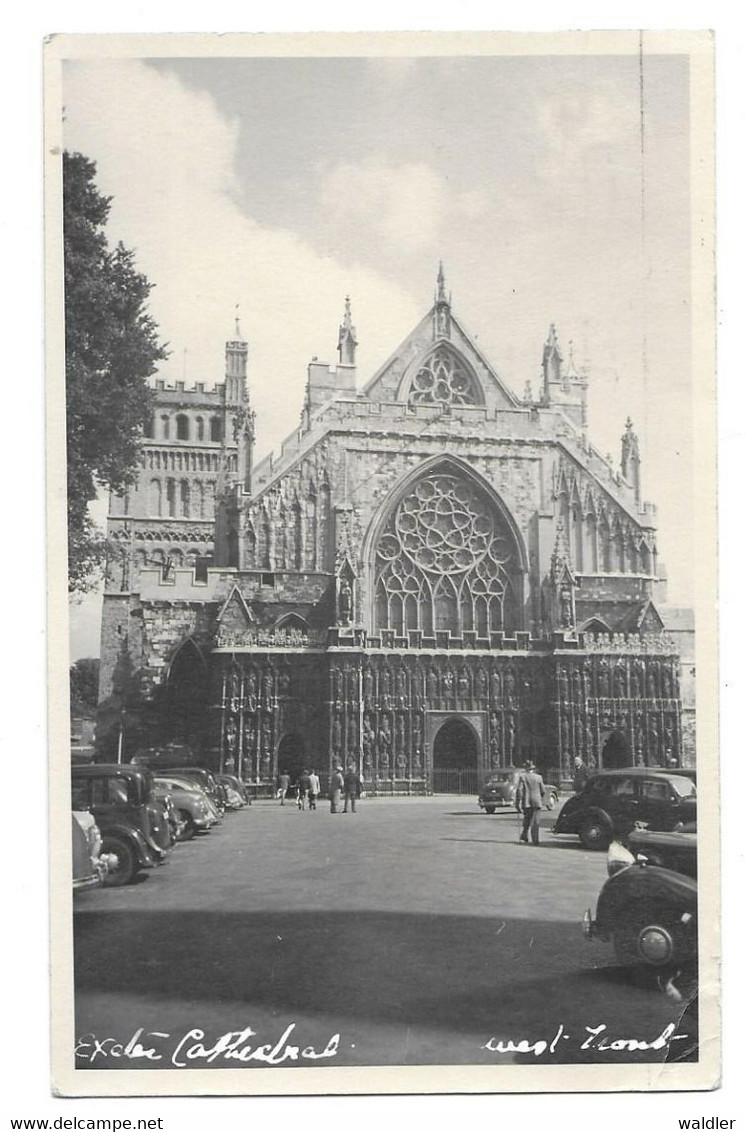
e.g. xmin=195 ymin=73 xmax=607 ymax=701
xmin=374 ymin=472 xmax=519 ymax=636
xmin=407 ymin=346 xmax=482 ymax=406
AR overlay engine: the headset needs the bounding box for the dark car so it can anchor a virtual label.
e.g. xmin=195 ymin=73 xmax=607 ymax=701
xmin=154 ymin=775 xmax=220 ymax=839
xmin=71 ymin=764 xmax=170 ymax=886
xmin=584 ymin=838 xmax=697 ymax=970
xmin=478 ymin=767 xmax=560 ymax=813
xmin=160 ymin=766 xmax=226 ymax=813
xmin=552 ymin=767 xmax=697 ymax=850
xmin=626 ymin=822 xmax=697 ymax=879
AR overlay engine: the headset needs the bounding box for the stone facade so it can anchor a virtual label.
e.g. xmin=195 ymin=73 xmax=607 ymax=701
xmin=98 ymin=270 xmax=694 ymax=788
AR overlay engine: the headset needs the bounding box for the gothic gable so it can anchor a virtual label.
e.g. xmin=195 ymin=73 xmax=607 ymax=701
xmin=216 ymin=584 xmax=255 ymax=634
xmin=361 ymin=307 xmax=519 ymax=411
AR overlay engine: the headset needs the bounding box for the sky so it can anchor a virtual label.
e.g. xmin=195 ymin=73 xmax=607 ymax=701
xmin=62 ymin=46 xmax=695 ymax=658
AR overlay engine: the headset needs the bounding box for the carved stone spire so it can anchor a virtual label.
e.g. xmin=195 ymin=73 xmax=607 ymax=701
xmin=548 ymin=519 xmax=578 ymax=635
xmin=542 ymin=323 xmax=563 ymax=394
xmin=337 ymin=295 xmax=358 ymax=366
xmin=225 ymin=305 xmax=248 ymax=403
xmin=621 ymin=416 xmax=641 ymax=502
xmin=433 ymin=261 xmax=451 ymax=338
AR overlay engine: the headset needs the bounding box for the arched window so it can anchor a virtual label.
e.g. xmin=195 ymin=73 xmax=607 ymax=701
xmin=180 ymin=480 xmax=190 ymax=517
xmin=176 ymin=414 xmax=190 ymax=440
xmin=166 ymin=478 xmax=176 ymax=517
xmin=406 ymin=346 xmax=482 ymax=407
xmin=210 ymin=416 xmax=222 ymax=442
xmin=161 ymin=415 xmax=170 ymax=440
xmin=374 ymin=469 xmax=520 ymax=637
xmin=196 ymin=416 xmax=205 ymax=441
xmin=149 ymin=479 xmax=162 ymax=516
xmin=143 ymin=415 xmax=155 ymax=438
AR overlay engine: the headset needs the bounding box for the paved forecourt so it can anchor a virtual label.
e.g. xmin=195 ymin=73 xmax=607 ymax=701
xmin=73 ymin=795 xmax=692 ymax=1069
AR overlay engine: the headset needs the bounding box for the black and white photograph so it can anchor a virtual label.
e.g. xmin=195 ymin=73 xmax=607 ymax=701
xmin=42 ymin=29 xmax=718 ymax=1097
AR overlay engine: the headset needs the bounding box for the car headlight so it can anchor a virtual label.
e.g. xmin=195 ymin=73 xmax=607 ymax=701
xmin=607 ymin=840 xmax=635 ymax=877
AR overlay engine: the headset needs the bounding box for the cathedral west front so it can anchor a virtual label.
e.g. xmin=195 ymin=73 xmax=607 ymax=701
xmin=97 ymin=266 xmax=694 ymax=791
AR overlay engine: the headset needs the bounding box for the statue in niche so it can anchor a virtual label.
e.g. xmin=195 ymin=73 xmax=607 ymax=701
xmin=557 ymin=666 xmax=569 ymax=702
xmin=613 ymin=662 xmax=627 ymax=699
xmin=363 ymin=748 xmax=373 ymax=777
xmin=396 ymin=751 xmax=407 ymax=778
xmin=491 ymin=668 xmax=502 ymax=703
xmin=458 ymin=666 xmax=470 ymax=700
xmin=630 ymin=660 xmax=642 ymax=699
xmin=582 ymin=661 xmax=592 ymax=702
xmin=362 ymin=714 xmax=375 ymax=755
xmin=504 ymin=668 xmax=516 ymax=706
xmin=396 ymin=666 xmax=408 ymax=706
xmin=490 ymin=734 xmax=501 ymax=769
xmin=442 ymin=668 xmax=454 ymax=698
xmin=363 ymin=666 xmax=375 ymax=708
xmin=380 ymin=665 xmax=392 ymax=709
xmin=245 ymin=669 xmax=257 ymax=711
xmin=646 ymin=663 xmax=658 ymax=698
xmin=225 ymin=718 xmax=237 ymax=754
xmin=664 ymin=716 xmax=676 ymax=763
xmin=412 ymin=714 xmax=422 ymax=749
xmin=261 ymin=751 xmax=271 ymax=779
xmin=379 ymin=747 xmax=390 ymax=776
xmin=396 ymin=715 xmax=406 ymax=747
xmin=412 ymin=749 xmax=422 ymax=776
xmin=505 ymin=714 xmax=516 ymax=760
xmin=584 ymin=720 xmax=594 ymax=761
xmin=338 ymin=576 xmax=353 ymax=625
xmin=347 ymin=713 xmax=358 ymax=750
xmin=559 ymin=584 xmax=574 ymax=628
xmin=228 ymin=669 xmax=240 ymax=704
xmin=661 ymin=664 xmax=673 ymax=698
xmin=332 ymin=715 xmax=342 ymax=752
xmin=571 ymin=666 xmax=582 ymax=703
xmin=597 ymin=658 xmax=610 ymax=698
xmin=647 ymin=715 xmax=660 ymax=762
xmin=560 ymin=713 xmax=570 ymax=758
xmin=378 ymin=714 xmax=391 ymax=754
xmin=262 ymin=670 xmax=274 ymax=702
xmin=427 ymin=668 xmax=439 ymax=702
xmin=475 ymin=667 xmax=488 ymax=701
xmin=329 ymin=665 xmax=342 ymax=705
xmin=260 ymin=716 xmax=272 ymax=753
xmin=278 ymin=669 xmax=290 ymax=697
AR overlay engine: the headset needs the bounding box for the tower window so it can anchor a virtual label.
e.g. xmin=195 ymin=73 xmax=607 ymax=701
xmin=196 ymin=416 xmax=205 ymax=441
xmin=176 ymin=414 xmax=190 ymax=440
xmin=161 ymin=415 xmax=170 ymax=440
xmin=210 ymin=416 xmax=223 ymax=442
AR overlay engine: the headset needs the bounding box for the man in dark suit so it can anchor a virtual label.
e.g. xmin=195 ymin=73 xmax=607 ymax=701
xmin=343 ymin=764 xmax=362 ymax=813
xmin=516 ymin=761 xmax=546 ymax=845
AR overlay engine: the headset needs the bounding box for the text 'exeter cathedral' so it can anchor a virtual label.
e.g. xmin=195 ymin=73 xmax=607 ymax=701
xmin=97 ymin=267 xmax=695 ymax=790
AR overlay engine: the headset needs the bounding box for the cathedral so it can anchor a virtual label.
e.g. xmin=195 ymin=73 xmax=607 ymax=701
xmin=97 ymin=266 xmax=694 ymax=791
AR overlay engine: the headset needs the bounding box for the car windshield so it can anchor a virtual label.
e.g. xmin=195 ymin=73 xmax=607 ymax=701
xmin=668 ymin=775 xmax=696 ymax=798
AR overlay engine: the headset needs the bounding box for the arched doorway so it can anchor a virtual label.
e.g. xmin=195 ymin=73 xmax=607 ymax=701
xmin=276 ymin=732 xmax=307 ymax=788
xmin=164 ymin=640 xmax=209 ymax=754
xmin=432 ymin=717 xmax=479 ymax=794
xmin=601 ymin=729 xmax=632 ymax=769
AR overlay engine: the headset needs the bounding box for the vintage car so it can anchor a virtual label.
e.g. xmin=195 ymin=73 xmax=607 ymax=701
xmin=219 ymin=774 xmax=252 ymax=805
xmin=72 ymin=810 xmax=111 ymax=891
xmin=552 ymin=767 xmax=697 ymax=850
xmin=584 ymin=837 xmax=698 ymax=970
xmin=478 ymin=767 xmax=560 ymax=813
xmin=153 ymin=775 xmax=220 ymax=839
xmin=626 ymin=821 xmax=697 ymax=879
xmin=215 ymin=774 xmax=250 ymax=809
xmin=71 ymin=764 xmax=170 ymax=886
xmin=151 ymin=781 xmax=188 ymax=843
xmin=160 ymin=766 xmax=226 ymax=814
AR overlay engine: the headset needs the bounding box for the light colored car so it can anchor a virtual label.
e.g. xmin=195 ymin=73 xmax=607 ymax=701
xmin=153 ymin=776 xmax=220 ymax=839
xmin=72 ymin=810 xmax=112 ymax=891
xmin=478 ymin=767 xmax=560 ymax=814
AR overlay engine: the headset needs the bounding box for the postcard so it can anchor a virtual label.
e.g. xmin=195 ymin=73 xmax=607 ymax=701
xmin=45 ymin=29 xmax=718 ymax=1096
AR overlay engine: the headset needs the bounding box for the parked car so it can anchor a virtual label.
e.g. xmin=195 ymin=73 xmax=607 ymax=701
xmin=220 ymin=774 xmax=252 ymax=805
xmin=71 ymin=764 xmax=170 ymax=886
xmin=626 ymin=821 xmax=697 ymax=879
xmin=160 ymin=766 xmax=226 ymax=814
xmin=151 ymin=781 xmax=188 ymax=843
xmin=215 ymin=774 xmax=248 ymax=809
xmin=552 ymin=767 xmax=697 ymax=850
xmin=583 ymin=837 xmax=697 ymax=970
xmin=153 ymin=775 xmax=220 ymax=839
xmin=478 ymin=767 xmax=560 ymax=814
xmin=72 ymin=811 xmax=111 ymax=891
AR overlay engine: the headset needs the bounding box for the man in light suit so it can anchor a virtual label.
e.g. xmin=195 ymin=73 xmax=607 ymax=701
xmin=516 ymin=761 xmax=546 ymax=845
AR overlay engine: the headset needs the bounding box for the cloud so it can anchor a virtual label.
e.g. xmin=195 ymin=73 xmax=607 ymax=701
xmin=62 ymin=60 xmax=421 ymax=461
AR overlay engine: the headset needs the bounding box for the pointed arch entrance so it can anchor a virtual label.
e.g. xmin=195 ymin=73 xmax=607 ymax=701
xmin=276 ymin=732 xmax=307 ymax=787
xmin=431 ymin=715 xmax=480 ymax=794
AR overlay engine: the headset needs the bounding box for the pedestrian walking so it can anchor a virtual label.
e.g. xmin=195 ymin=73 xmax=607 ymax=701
xmin=296 ymin=769 xmax=311 ymax=810
xmin=308 ymin=769 xmax=320 ymax=810
xmin=572 ymin=755 xmax=590 ymax=793
xmin=329 ymin=766 xmax=344 ymax=813
xmin=343 ymin=764 xmax=362 ymax=813
xmin=277 ymin=770 xmax=290 ymax=805
xmin=516 ymin=761 xmax=546 ymax=846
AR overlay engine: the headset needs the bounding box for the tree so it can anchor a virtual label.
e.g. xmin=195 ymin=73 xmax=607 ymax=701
xmin=64 ymin=151 xmax=167 ymax=593
xmin=70 ymin=658 xmax=100 ymax=712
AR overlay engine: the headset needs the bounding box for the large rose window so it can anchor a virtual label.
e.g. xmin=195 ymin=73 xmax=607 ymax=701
xmin=374 ymin=472 xmax=519 ymax=636
xmin=407 ymin=347 xmax=481 ymax=407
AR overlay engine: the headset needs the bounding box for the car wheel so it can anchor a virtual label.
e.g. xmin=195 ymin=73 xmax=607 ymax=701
xmin=101 ymin=836 xmax=136 ymax=886
xmin=545 ymin=791 xmax=559 ymax=811
xmin=613 ymin=915 xmax=683 ymax=968
xmin=177 ymin=811 xmax=196 ymax=841
xmin=484 ymin=805 xmax=496 ymax=815
xmin=579 ymin=815 xmax=611 ymax=851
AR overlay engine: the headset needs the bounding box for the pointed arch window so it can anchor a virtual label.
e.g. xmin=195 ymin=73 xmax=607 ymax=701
xmin=374 ymin=470 xmax=520 ymax=636
xmin=406 ymin=346 xmax=482 ymax=407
